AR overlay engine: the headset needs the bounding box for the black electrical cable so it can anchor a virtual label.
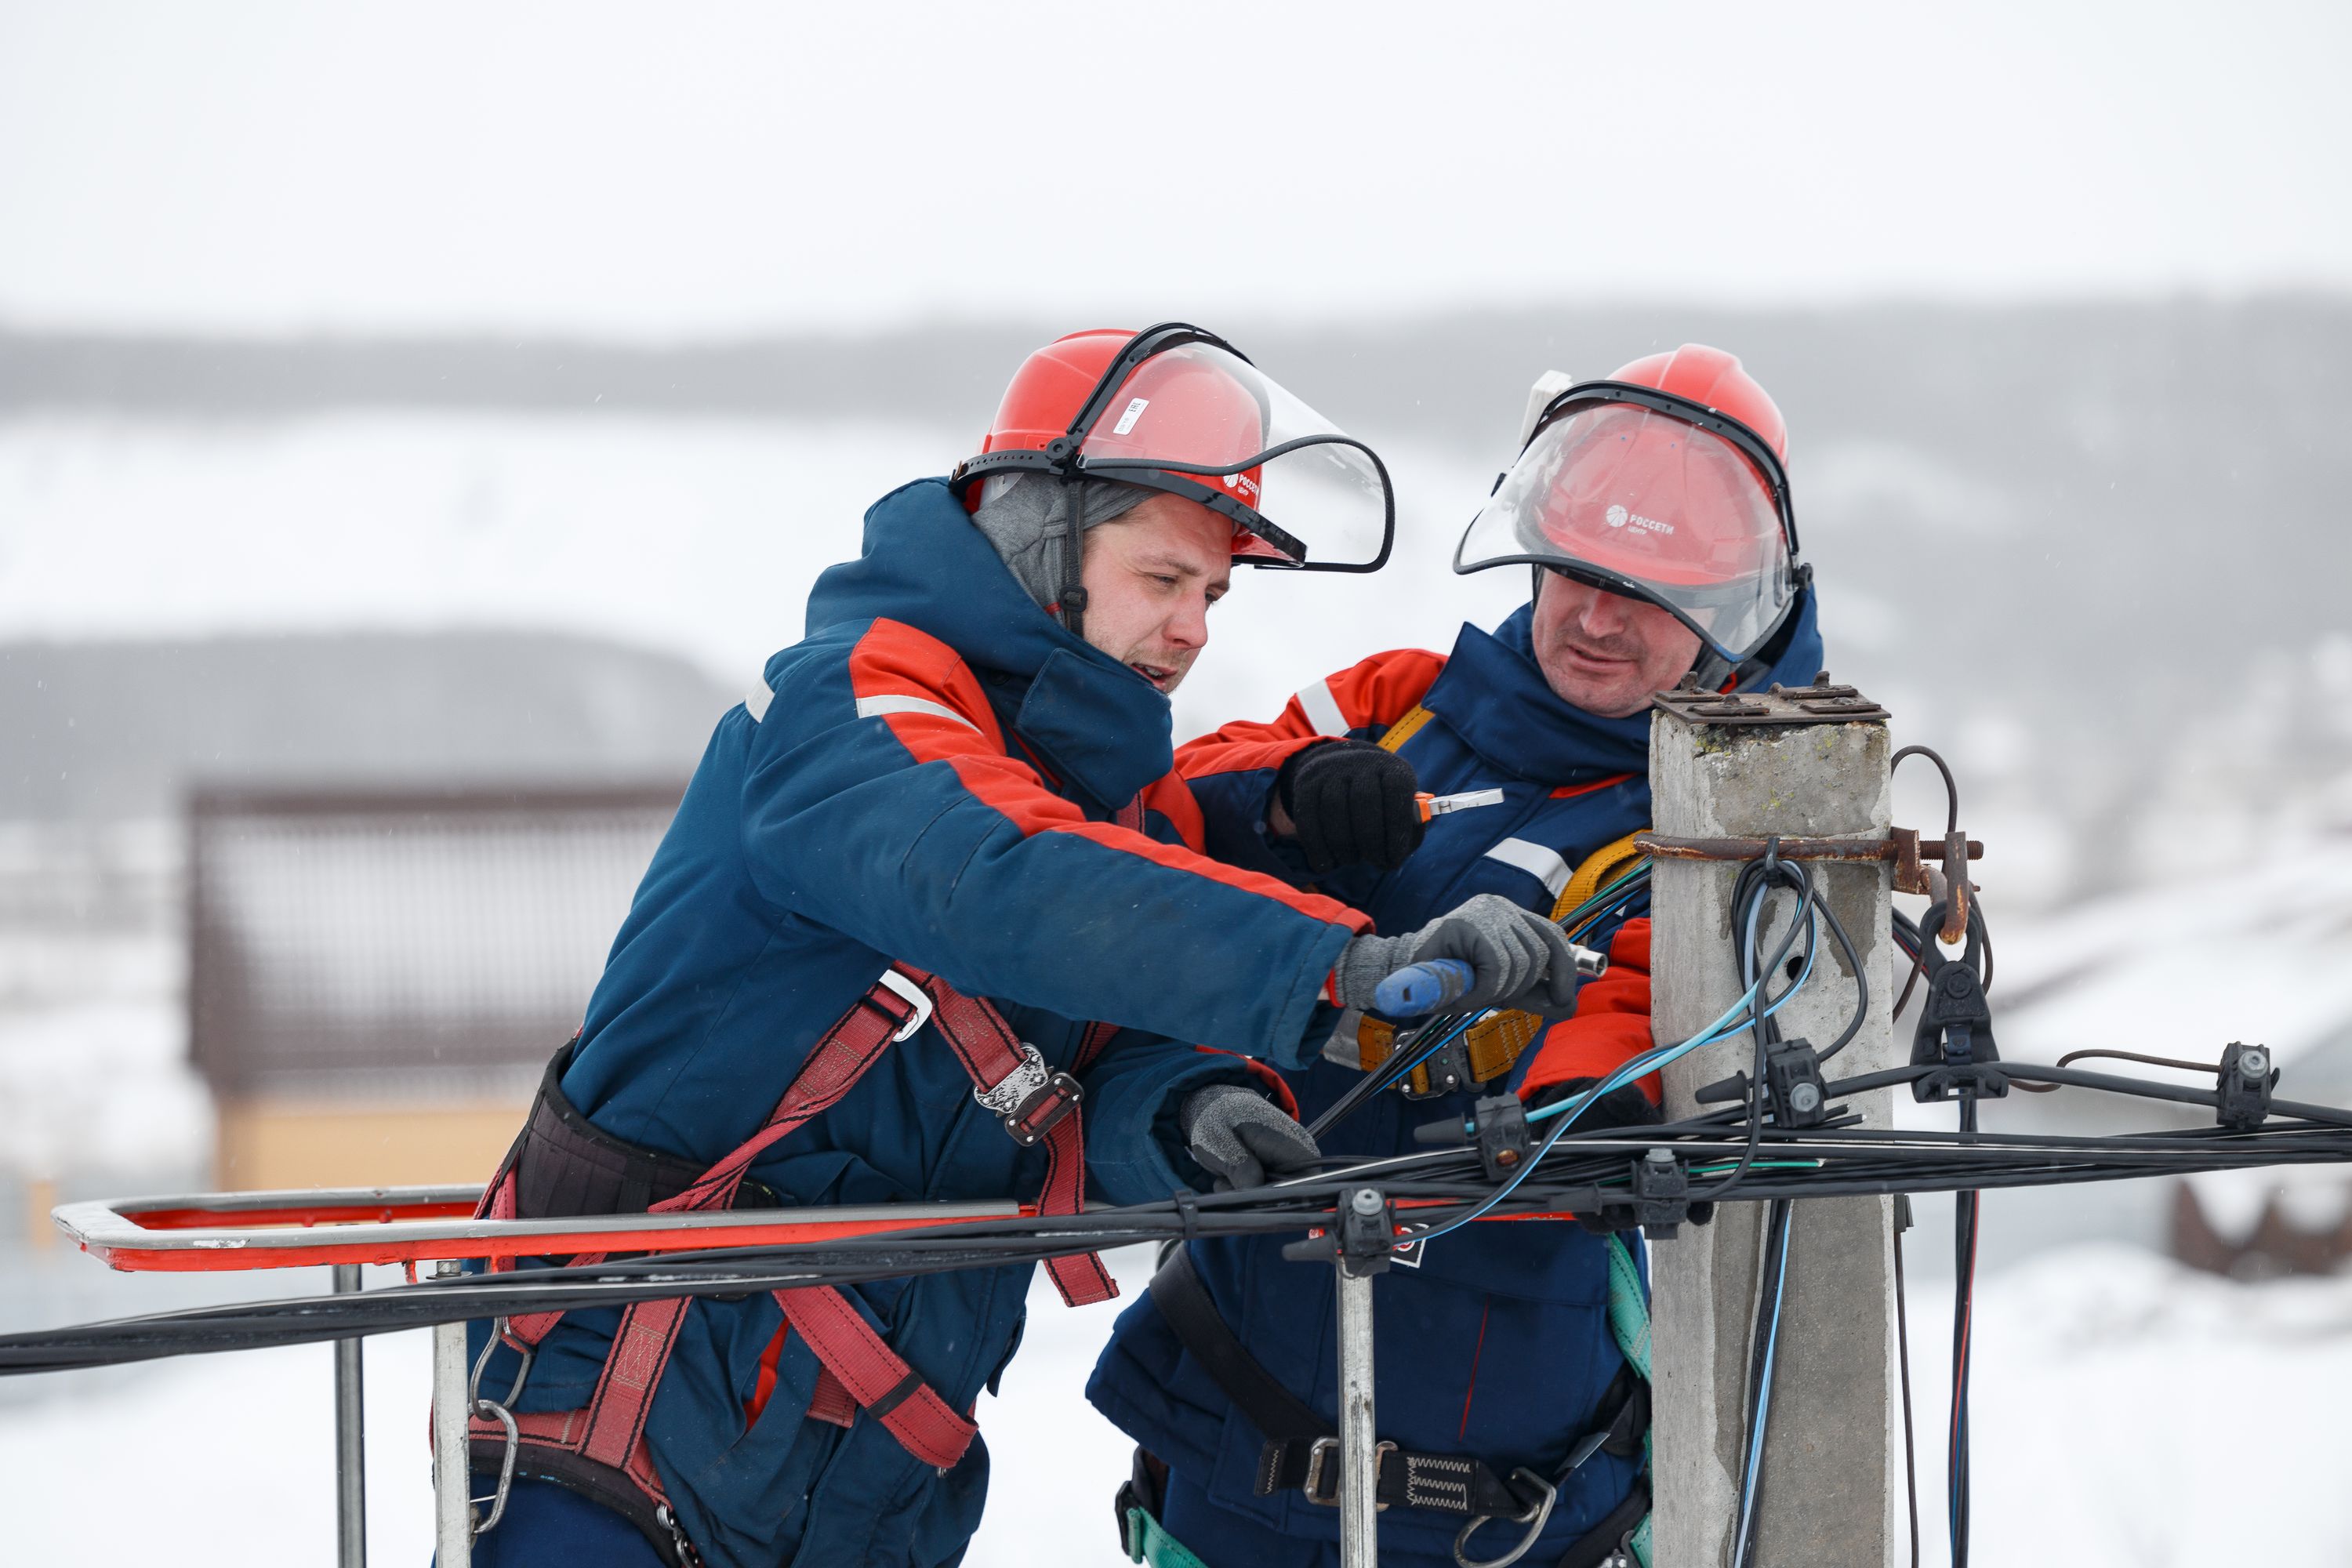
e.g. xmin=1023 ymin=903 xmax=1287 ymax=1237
xmin=1691 ymin=855 xmax=1820 ymax=1203
xmin=1812 ymin=876 xmax=1869 ymax=1062
xmin=1951 ymin=1104 xmax=1980 ymax=1568
xmin=1893 ymin=1193 xmax=1920 ymax=1568
xmin=13 ymin=1105 xmax=2352 ymax=1376
xmin=1891 ymin=744 xmax=1960 ymax=837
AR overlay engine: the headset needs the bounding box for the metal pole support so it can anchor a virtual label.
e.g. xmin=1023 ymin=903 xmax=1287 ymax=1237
xmin=333 ymin=1263 xmax=368 ymax=1568
xmin=1335 ymin=1186 xmax=1391 ymax=1568
xmin=1337 ymin=1261 xmax=1379 ymax=1567
xmin=431 ymin=1259 xmax=472 ymax=1568
xmin=1282 ymin=1185 xmax=1394 ymax=1567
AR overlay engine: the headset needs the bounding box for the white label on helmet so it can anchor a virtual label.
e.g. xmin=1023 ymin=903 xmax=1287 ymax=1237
xmin=1111 ymin=397 xmax=1149 ymax=436
xmin=1605 ymin=502 xmax=1675 ymax=535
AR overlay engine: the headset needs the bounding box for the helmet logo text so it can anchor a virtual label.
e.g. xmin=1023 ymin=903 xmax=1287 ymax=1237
xmin=1603 ymin=502 xmax=1674 ymax=535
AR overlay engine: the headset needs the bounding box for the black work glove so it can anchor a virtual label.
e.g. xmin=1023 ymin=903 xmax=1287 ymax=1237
xmin=1273 ymin=740 xmax=1424 ymax=874
xmin=1526 ymin=1076 xmax=1661 ymax=1131
xmin=1179 ymin=1084 xmax=1320 ymax=1192
xmin=1334 ymin=895 xmax=1586 ymax=1018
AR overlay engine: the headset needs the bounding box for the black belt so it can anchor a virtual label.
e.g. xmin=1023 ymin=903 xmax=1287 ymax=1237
xmin=1146 ymin=1247 xmax=1646 ymax=1523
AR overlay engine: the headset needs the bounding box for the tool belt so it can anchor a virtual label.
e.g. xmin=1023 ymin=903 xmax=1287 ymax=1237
xmin=1332 ymin=812 xmax=1650 ymax=1098
xmin=1347 ymin=1008 xmax=1548 ymax=1097
xmin=1145 ymin=1246 xmax=1647 ymax=1562
xmin=462 ymin=966 xmax=1122 ymax=1565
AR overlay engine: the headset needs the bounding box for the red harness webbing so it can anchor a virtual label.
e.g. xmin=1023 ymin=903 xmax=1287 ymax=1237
xmin=467 ymin=952 xmax=1127 ymax=1526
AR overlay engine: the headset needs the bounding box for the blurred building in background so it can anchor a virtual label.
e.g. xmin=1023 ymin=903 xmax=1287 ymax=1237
xmin=0 ymin=633 xmax=721 ymax=1238
xmin=187 ymin=782 xmax=681 ymax=1189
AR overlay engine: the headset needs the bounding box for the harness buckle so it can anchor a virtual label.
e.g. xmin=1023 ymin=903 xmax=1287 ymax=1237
xmin=974 ymin=1043 xmax=1081 ymax=1145
xmin=1302 ymin=1436 xmax=1395 ymax=1509
xmin=1453 ymin=1467 xmax=1557 ymax=1568
xmin=874 ymin=968 xmax=935 ymax=1044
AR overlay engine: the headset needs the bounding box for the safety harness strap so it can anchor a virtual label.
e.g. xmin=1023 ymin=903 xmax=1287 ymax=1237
xmin=466 ymin=789 xmax=1156 ymax=1539
xmin=1377 ymin=702 xmax=1438 ymax=754
xmin=772 ymin=1284 xmax=979 ymax=1469
xmin=1146 ymin=1247 xmax=1586 ymax=1521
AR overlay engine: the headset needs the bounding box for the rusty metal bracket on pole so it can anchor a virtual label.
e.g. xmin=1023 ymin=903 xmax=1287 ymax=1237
xmin=1634 ymin=827 xmax=1981 ymax=942
xmin=1651 ymin=670 xmax=1891 ymax=728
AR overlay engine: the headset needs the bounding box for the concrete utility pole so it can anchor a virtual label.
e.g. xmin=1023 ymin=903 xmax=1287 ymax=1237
xmin=1646 ymin=680 xmax=1900 ymax=1566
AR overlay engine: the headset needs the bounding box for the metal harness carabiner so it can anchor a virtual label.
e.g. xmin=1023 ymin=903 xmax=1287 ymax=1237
xmin=1452 ymin=1466 xmax=1558 ymax=1568
xmin=466 ymin=1317 xmax=533 ymax=1534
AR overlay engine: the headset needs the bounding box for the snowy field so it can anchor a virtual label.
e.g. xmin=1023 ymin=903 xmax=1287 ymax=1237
xmin=0 ymin=411 xmax=1523 ymax=748
xmin=5 ymin=408 xmax=2352 ymax=1563
xmin=5 ymin=1239 xmax=2352 ymax=1566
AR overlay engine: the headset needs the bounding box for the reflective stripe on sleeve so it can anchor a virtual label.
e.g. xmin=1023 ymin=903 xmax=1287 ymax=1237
xmin=1294 ymin=679 xmax=1349 ymax=737
xmin=1485 ymin=837 xmax=1572 ymax=900
xmin=855 ymin=694 xmax=982 ymax=731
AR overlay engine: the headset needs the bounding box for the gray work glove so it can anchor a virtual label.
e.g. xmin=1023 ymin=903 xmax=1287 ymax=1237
xmin=1334 ymin=893 xmax=1584 ymax=1019
xmin=1179 ymin=1083 xmax=1320 ymax=1192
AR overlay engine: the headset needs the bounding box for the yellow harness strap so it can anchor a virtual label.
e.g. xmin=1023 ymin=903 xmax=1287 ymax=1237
xmin=1553 ymin=829 xmax=1647 ymax=922
xmin=1377 ymin=703 xmax=1437 ymax=753
xmin=1353 ymin=826 xmax=1652 ymax=1092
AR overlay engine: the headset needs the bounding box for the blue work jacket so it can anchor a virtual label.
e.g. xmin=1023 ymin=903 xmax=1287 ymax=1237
xmin=1088 ymin=594 xmax=1824 ymax=1566
xmin=476 ymin=479 xmax=1367 ymax=1568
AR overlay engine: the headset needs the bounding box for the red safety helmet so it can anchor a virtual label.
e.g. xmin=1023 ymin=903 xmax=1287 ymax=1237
xmin=953 ymin=323 xmax=1396 ymax=582
xmin=1456 ymin=344 xmax=1802 ymax=667
xmin=964 ymin=328 xmax=1288 ymax=564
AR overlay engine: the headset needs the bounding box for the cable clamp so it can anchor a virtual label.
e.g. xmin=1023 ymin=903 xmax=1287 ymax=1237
xmin=1908 ymin=899 xmax=2005 ymax=1102
xmin=1470 ymin=1094 xmax=1531 ymax=1183
xmin=2216 ymin=1040 xmax=2278 ymax=1131
xmin=1764 ymin=1037 xmax=1830 ymax=1128
xmin=1630 ymin=1148 xmax=1691 ymax=1240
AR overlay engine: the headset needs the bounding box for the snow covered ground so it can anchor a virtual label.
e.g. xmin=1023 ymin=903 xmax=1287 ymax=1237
xmin=5 ymin=1239 xmax=2351 ymax=1566
xmin=6 ymin=407 xmax=2352 ymax=1562
xmin=0 ymin=411 xmax=1520 ymax=747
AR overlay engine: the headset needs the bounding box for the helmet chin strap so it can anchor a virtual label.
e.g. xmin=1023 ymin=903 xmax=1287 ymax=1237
xmin=1058 ymin=475 xmax=1089 ymax=642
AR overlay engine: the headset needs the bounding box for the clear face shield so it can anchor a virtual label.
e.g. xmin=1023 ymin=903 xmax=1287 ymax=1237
xmin=954 ymin=325 xmax=1396 ymax=572
xmin=1454 ymin=384 xmax=1799 ymax=665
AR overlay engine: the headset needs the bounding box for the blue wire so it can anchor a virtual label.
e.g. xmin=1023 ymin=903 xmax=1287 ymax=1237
xmin=1408 ymin=876 xmax=1819 ymax=1247
xmin=1409 ymin=959 xmax=1796 ymax=1247
xmin=1527 ymin=891 xmax=1819 ymax=1127
xmin=1731 ymin=1205 xmax=1793 ymax=1566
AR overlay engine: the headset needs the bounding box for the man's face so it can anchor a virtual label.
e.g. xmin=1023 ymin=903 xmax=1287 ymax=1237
xmin=1076 ymin=492 xmax=1233 ymax=695
xmin=1530 ymin=570 xmax=1704 ymax=717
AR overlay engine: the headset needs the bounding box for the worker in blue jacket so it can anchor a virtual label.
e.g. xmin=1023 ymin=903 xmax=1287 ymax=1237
xmin=458 ymin=325 xmax=1588 ymax=1568
xmin=1090 ymin=346 xmax=1828 ymax=1568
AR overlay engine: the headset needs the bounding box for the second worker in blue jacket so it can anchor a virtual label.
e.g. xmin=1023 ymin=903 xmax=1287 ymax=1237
xmin=1091 ymin=345 xmax=1830 ymax=1568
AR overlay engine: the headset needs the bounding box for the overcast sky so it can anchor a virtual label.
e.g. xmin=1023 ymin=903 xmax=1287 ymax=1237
xmin=2 ymin=1 xmax=2347 ymax=336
